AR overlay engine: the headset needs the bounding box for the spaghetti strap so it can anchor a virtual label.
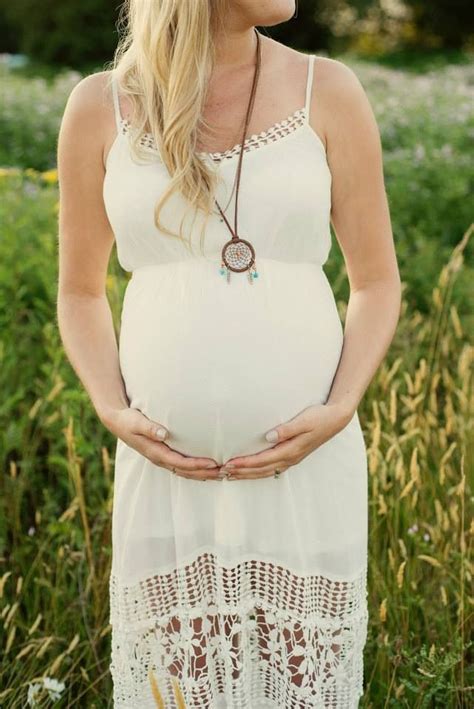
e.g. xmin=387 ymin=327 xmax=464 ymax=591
xmin=110 ymin=70 xmax=122 ymax=134
xmin=304 ymin=54 xmax=316 ymax=118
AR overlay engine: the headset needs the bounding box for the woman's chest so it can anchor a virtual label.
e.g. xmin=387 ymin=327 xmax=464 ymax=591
xmin=102 ymin=126 xmax=332 ymax=266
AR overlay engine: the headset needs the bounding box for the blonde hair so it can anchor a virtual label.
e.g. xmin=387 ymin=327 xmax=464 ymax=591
xmin=105 ymin=0 xmax=232 ymax=254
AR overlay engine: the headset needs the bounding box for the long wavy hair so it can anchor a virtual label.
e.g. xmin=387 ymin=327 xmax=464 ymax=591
xmin=105 ymin=0 xmax=232 ymax=254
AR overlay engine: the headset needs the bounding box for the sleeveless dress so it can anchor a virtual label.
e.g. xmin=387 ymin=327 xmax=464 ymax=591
xmin=103 ymin=54 xmax=369 ymax=708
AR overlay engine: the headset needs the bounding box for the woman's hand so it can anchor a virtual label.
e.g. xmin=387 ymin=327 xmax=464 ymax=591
xmin=221 ymin=402 xmax=354 ymax=480
xmin=102 ymin=407 xmax=224 ymax=481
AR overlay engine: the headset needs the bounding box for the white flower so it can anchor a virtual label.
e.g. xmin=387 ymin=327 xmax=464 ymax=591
xmin=414 ymin=144 xmax=425 ymax=162
xmin=440 ymin=143 xmax=453 ymax=158
xmin=43 ymin=677 xmax=65 ymax=700
xmin=27 ymin=682 xmax=42 ymax=707
xmin=26 ymin=677 xmax=65 ymax=706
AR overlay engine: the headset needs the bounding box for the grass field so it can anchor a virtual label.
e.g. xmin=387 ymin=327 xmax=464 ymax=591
xmin=0 ymin=55 xmax=472 ymax=707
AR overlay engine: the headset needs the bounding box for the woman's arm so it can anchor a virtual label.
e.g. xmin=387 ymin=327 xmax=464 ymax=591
xmin=57 ymin=73 xmax=129 ymax=423
xmin=57 ymin=72 xmax=221 ymax=478
xmin=322 ymin=57 xmax=402 ymax=418
xmin=222 ymin=57 xmax=401 ymax=477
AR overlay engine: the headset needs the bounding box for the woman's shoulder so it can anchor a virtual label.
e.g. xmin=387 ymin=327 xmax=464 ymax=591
xmin=305 ymin=54 xmax=372 ymax=131
xmin=58 ymin=70 xmax=119 ymax=172
xmin=60 ymin=70 xmax=115 ymax=136
xmin=269 ymin=37 xmax=363 ymax=96
xmin=309 ymin=55 xmax=364 ymax=96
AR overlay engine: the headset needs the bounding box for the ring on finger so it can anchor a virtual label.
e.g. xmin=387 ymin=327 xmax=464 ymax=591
xmin=171 ymin=467 xmax=209 ymax=481
xmin=224 ymin=468 xmax=284 ymax=479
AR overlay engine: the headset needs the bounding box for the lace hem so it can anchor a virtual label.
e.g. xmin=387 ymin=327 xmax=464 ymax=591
xmin=109 ymin=552 xmax=368 ymax=708
xmin=119 ymin=106 xmax=307 ymax=163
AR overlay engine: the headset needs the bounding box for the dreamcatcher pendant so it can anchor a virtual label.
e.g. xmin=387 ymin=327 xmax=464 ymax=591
xmin=219 ymin=237 xmax=259 ymax=284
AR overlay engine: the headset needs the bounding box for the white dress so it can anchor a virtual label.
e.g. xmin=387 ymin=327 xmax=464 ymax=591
xmin=103 ymin=54 xmax=369 ymax=708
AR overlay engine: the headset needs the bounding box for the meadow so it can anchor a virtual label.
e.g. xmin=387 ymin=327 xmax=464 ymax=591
xmin=0 ymin=55 xmax=472 ymax=707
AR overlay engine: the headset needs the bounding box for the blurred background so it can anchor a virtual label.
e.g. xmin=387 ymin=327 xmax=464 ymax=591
xmin=0 ymin=1 xmax=473 ymax=707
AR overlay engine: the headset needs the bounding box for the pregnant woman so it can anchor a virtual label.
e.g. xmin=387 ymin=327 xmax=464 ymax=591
xmin=57 ymin=1 xmax=401 ymax=707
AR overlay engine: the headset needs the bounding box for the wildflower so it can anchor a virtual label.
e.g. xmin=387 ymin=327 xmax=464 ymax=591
xmin=413 ymin=144 xmax=425 ymax=162
xmin=27 ymin=682 xmax=42 ymax=707
xmin=41 ymin=168 xmax=58 ymax=184
xmin=23 ymin=182 xmax=39 ymax=196
xmin=26 ymin=677 xmax=65 ymax=706
xmin=43 ymin=677 xmax=65 ymax=701
xmin=440 ymin=143 xmax=453 ymax=158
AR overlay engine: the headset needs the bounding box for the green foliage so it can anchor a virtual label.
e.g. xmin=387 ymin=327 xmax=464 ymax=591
xmin=0 ymin=168 xmax=119 ymax=705
xmin=398 ymin=638 xmax=472 ymax=706
xmin=1 ymin=1 xmax=473 ymax=67
xmin=0 ymin=0 xmax=119 ymax=68
xmin=0 ymin=66 xmax=81 ymax=172
xmin=344 ymin=59 xmax=474 ymax=313
xmin=404 ymin=0 xmax=474 ymax=49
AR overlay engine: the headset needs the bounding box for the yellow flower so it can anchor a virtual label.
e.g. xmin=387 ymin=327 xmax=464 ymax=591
xmin=41 ymin=168 xmax=58 ymax=184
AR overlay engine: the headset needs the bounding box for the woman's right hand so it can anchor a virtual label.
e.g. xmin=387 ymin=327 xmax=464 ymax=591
xmin=102 ymin=407 xmax=225 ymax=481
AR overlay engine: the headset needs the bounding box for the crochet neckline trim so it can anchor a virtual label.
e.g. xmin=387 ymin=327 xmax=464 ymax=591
xmin=119 ymin=105 xmax=308 ymax=163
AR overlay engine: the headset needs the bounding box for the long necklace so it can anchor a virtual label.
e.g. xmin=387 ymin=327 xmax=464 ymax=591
xmin=216 ymin=27 xmax=261 ymax=284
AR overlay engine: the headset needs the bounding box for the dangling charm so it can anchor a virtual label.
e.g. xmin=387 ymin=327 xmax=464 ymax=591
xmin=247 ymin=263 xmax=259 ymax=284
xmin=220 ymin=258 xmax=258 ymax=284
xmin=219 ymin=260 xmax=231 ymax=283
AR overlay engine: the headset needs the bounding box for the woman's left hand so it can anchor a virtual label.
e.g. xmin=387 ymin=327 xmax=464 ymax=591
xmin=221 ymin=402 xmax=354 ymax=480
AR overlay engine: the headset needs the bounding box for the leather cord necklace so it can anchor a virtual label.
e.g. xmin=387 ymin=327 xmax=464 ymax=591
xmin=216 ymin=27 xmax=261 ymax=284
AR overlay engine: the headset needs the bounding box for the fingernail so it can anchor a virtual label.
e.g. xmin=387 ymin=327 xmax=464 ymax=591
xmin=155 ymin=426 xmax=167 ymax=440
xmin=206 ymin=463 xmax=217 ymax=469
xmin=224 ymin=463 xmax=235 ymax=469
xmin=265 ymin=430 xmax=278 ymax=442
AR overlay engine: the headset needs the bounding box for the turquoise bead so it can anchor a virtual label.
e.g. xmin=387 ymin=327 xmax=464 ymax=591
xmin=254 ymin=272 xmax=259 ymax=278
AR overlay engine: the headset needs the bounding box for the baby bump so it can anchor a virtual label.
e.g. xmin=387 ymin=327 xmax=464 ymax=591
xmin=118 ymin=260 xmax=344 ymax=464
